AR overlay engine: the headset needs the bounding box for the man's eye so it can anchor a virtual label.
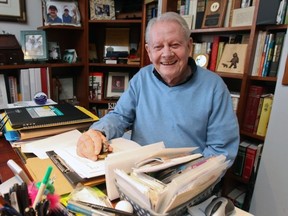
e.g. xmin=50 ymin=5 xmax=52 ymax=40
xmin=171 ymin=44 xmax=180 ymax=49
xmin=153 ymin=46 xmax=162 ymax=50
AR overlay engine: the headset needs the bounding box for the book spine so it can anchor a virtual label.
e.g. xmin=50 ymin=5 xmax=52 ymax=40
xmin=269 ymin=32 xmax=286 ymax=77
xmin=257 ymin=34 xmax=270 ymax=76
xmin=195 ymin=0 xmax=206 ymax=29
xmin=253 ymin=96 xmax=264 ymax=134
xmin=20 ymin=69 xmax=31 ymax=101
xmin=242 ymin=145 xmax=257 ymax=182
xmin=261 ymin=34 xmax=275 ymax=77
xmin=40 ymin=67 xmax=48 ymax=96
xmin=251 ymin=31 xmax=267 ymax=76
xmin=256 ymin=96 xmax=273 ymax=136
xmin=233 ymin=143 xmax=249 ymax=176
xmin=209 ymin=36 xmax=220 ymax=71
xmin=242 ymin=85 xmax=264 ymax=133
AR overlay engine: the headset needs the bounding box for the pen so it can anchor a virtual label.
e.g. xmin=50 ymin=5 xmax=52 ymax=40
xmin=32 ymin=166 xmax=53 ymax=209
xmin=74 ymin=200 xmax=135 ymax=216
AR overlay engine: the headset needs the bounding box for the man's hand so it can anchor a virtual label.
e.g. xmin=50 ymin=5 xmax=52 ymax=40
xmin=76 ymin=129 xmax=112 ymax=161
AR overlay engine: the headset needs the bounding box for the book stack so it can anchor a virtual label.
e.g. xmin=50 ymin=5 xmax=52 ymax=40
xmin=1 ymin=103 xmax=99 ymax=142
xmin=114 ymin=148 xmax=229 ymax=215
xmin=233 ymin=141 xmax=264 ymax=182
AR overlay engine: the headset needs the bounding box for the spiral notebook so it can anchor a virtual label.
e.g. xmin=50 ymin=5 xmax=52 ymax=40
xmin=5 ymin=103 xmax=98 ymax=130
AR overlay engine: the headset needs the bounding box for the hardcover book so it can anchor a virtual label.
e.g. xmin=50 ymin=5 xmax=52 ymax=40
xmin=242 ymin=85 xmax=265 ymax=133
xmin=5 ymin=103 xmax=98 ymax=130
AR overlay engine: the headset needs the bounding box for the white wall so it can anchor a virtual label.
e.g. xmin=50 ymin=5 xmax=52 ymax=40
xmin=250 ymin=32 xmax=288 ymax=215
xmin=0 ymin=0 xmax=42 ymax=42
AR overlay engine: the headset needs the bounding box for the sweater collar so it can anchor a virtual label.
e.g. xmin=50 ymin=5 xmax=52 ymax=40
xmin=152 ymin=57 xmax=197 ymax=86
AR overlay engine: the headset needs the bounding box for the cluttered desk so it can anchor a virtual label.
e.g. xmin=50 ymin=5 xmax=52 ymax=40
xmin=0 ymin=103 xmax=253 ymax=216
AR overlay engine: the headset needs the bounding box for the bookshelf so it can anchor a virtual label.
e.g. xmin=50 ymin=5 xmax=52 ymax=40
xmin=160 ymin=0 xmax=287 ymax=211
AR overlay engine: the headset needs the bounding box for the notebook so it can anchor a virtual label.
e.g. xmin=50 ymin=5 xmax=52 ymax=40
xmin=5 ymin=103 xmax=98 ymax=130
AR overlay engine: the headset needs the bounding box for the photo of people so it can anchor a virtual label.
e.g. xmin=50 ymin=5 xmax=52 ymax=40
xmin=25 ymin=34 xmax=43 ymax=57
xmin=48 ymin=42 xmax=61 ymax=60
xmin=90 ymin=0 xmax=115 ymax=20
xmin=43 ymin=0 xmax=81 ymax=26
xmin=111 ymin=76 xmax=125 ymax=93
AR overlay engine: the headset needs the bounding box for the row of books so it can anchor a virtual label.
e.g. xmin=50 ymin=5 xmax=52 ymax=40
xmin=179 ymin=0 xmax=257 ymax=30
xmin=192 ymin=34 xmax=249 ymax=74
xmin=232 ymin=141 xmax=263 ymax=182
xmin=0 ymin=68 xmax=50 ymax=109
xmin=251 ymin=31 xmax=286 ymax=77
xmin=180 ymin=0 xmax=286 ymax=30
xmin=242 ymin=85 xmax=274 ymax=137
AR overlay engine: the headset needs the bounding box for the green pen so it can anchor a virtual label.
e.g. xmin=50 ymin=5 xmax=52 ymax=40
xmin=32 ymin=166 xmax=53 ymax=209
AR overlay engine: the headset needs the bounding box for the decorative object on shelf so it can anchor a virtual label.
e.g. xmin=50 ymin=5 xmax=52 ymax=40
xmin=63 ymin=49 xmax=77 ymax=63
xmin=202 ymin=0 xmax=228 ymax=28
xmin=0 ymin=0 xmax=26 ymax=22
xmin=195 ymin=53 xmax=209 ymax=68
xmin=231 ymin=6 xmax=255 ymax=27
xmin=48 ymin=42 xmax=61 ymax=61
xmin=216 ymin=44 xmax=248 ymax=74
xmin=105 ymin=72 xmax=129 ymax=99
xmin=0 ymin=34 xmax=24 ymax=65
xmin=42 ymin=0 xmax=81 ymax=27
xmin=20 ymin=30 xmax=48 ymax=62
xmin=90 ymin=0 xmax=116 ymax=20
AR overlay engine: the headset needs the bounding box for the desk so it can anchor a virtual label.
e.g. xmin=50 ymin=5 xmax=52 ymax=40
xmin=0 ymin=137 xmax=253 ymax=216
xmin=0 ymin=138 xmax=32 ymax=183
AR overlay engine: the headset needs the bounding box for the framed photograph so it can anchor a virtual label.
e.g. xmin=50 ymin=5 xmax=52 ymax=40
xmin=216 ymin=44 xmax=248 ymax=74
xmin=42 ymin=0 xmax=81 ymax=26
xmin=58 ymin=77 xmax=75 ymax=101
xmin=0 ymin=0 xmax=26 ymax=22
xmin=48 ymin=42 xmax=61 ymax=61
xmin=20 ymin=30 xmax=48 ymax=61
xmin=90 ymin=0 xmax=116 ymax=20
xmin=105 ymin=72 xmax=129 ymax=98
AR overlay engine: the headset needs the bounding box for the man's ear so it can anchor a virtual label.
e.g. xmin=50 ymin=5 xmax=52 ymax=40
xmin=145 ymin=44 xmax=152 ymax=62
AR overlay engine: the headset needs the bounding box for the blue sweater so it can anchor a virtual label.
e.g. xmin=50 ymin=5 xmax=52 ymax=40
xmin=90 ymin=59 xmax=239 ymax=163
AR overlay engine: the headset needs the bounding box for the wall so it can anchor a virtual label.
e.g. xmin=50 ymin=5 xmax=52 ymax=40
xmin=0 ymin=0 xmax=42 ymax=42
xmin=250 ymin=33 xmax=288 ymax=215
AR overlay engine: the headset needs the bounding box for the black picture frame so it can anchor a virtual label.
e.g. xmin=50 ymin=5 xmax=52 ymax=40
xmin=0 ymin=0 xmax=26 ymax=22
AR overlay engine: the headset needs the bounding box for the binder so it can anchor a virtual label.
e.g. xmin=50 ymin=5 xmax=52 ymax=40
xmin=5 ymin=103 xmax=98 ymax=130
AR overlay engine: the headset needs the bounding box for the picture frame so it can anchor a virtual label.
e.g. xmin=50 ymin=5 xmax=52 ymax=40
xmin=105 ymin=72 xmax=129 ymax=99
xmin=0 ymin=0 xmax=26 ymax=22
xmin=20 ymin=30 xmax=48 ymax=61
xmin=90 ymin=0 xmax=116 ymax=20
xmin=48 ymin=42 xmax=61 ymax=61
xmin=42 ymin=0 xmax=81 ymax=27
xmin=58 ymin=77 xmax=75 ymax=101
xmin=216 ymin=44 xmax=248 ymax=74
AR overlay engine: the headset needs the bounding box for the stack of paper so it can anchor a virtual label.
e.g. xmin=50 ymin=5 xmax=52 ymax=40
xmin=114 ymin=153 xmax=229 ymax=214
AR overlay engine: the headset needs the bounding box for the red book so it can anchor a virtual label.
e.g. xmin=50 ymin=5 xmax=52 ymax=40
xmin=242 ymin=85 xmax=265 ymax=133
xmin=40 ymin=67 xmax=48 ymax=96
xmin=209 ymin=36 xmax=220 ymax=71
xmin=242 ymin=144 xmax=258 ymax=182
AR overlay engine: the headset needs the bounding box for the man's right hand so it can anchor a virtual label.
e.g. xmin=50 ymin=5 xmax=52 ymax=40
xmin=76 ymin=129 xmax=112 ymax=161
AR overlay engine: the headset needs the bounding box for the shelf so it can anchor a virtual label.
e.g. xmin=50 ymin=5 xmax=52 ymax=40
xmin=249 ymin=76 xmax=277 ymax=82
xmin=38 ymin=25 xmax=84 ymax=31
xmin=216 ymin=72 xmax=244 ymax=79
xmin=89 ymin=19 xmax=142 ymax=24
xmin=191 ymin=26 xmax=252 ymax=34
xmin=89 ymin=63 xmax=140 ymax=68
xmin=240 ymin=130 xmax=265 ymax=141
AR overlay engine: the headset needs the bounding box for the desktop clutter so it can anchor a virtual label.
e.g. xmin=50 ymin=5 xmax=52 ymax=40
xmin=0 ymin=97 xmax=236 ymax=216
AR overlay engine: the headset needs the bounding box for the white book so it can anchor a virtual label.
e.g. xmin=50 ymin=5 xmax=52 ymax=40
xmin=0 ymin=74 xmax=8 ymax=109
xmin=20 ymin=69 xmax=31 ymax=101
xmin=29 ymin=68 xmax=36 ymax=99
xmin=34 ymin=68 xmax=42 ymax=94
